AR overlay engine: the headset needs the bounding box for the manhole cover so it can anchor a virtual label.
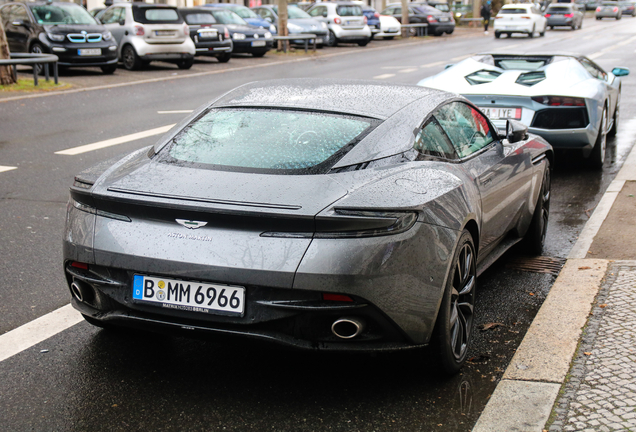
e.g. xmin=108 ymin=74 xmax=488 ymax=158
xmin=506 ymin=256 xmax=566 ymax=276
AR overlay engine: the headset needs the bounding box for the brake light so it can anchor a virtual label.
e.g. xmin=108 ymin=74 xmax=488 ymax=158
xmin=323 ymin=293 xmax=354 ymax=302
xmin=374 ymin=12 xmax=380 ymax=18
xmin=334 ymin=17 xmax=341 ymax=24
xmin=427 ymin=14 xmax=438 ymax=23
xmin=564 ymin=13 xmax=573 ymax=17
xmin=224 ymin=27 xmax=230 ymax=38
xmin=532 ymin=96 xmax=586 ymax=106
xmin=134 ymin=25 xmax=144 ymax=36
xmin=596 ymin=6 xmax=601 ymax=11
xmin=613 ymin=7 xmax=618 ymax=12
xmin=544 ymin=13 xmax=551 ymax=17
xmin=184 ymin=23 xmax=189 ymax=34
xmin=363 ymin=15 xmax=367 ymax=24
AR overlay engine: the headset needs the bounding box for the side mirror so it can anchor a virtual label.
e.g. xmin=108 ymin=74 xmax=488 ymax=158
xmin=118 ymin=19 xmax=125 ymax=26
xmin=612 ymin=67 xmax=630 ymax=77
xmin=264 ymin=16 xmax=272 ymax=23
xmin=504 ymin=120 xmax=528 ymax=143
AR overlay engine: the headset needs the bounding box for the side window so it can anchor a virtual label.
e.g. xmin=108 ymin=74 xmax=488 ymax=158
xmin=14 ymin=5 xmax=29 ymax=22
xmin=394 ymin=7 xmax=402 ymax=14
xmin=309 ymin=6 xmax=325 ymax=17
xmin=0 ymin=5 xmax=11 ymax=22
xmin=580 ymin=58 xmax=607 ymax=81
xmin=100 ymin=8 xmax=116 ymax=24
xmin=414 ymin=118 xmax=456 ymax=159
xmin=261 ymin=9 xmax=275 ymax=20
xmin=435 ymin=102 xmax=495 ymax=158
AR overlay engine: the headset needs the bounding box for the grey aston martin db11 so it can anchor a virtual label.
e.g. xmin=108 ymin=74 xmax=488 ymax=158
xmin=418 ymin=53 xmax=630 ymax=169
xmin=63 ymin=79 xmax=552 ymax=373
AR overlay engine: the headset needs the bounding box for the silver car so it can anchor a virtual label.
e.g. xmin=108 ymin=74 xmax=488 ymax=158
xmin=306 ymin=2 xmax=372 ymax=47
xmin=64 ymin=79 xmax=552 ymax=374
xmin=251 ymin=4 xmax=329 ymax=47
xmin=418 ymin=53 xmax=629 ymax=168
xmin=545 ymin=3 xmax=585 ymax=29
xmin=595 ymin=1 xmax=622 ymax=18
xmin=98 ymin=3 xmax=195 ymax=70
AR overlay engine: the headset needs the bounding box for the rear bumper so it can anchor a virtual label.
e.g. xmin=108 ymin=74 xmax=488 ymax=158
xmin=331 ymin=25 xmax=372 ymax=39
xmin=129 ymin=37 xmax=196 ymax=57
xmin=546 ymin=17 xmax=575 ymax=26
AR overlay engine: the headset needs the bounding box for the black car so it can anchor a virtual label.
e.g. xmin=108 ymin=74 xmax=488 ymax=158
xmin=178 ymin=8 xmax=233 ymax=63
xmin=0 ymin=1 xmax=118 ymax=74
xmin=381 ymin=3 xmax=455 ymax=36
xmin=204 ymin=8 xmax=273 ymax=57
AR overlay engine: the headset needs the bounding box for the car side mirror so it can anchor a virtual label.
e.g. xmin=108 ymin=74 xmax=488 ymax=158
xmin=612 ymin=67 xmax=630 ymax=77
xmin=118 ymin=19 xmax=125 ymax=26
xmin=503 ymin=120 xmax=528 ymax=143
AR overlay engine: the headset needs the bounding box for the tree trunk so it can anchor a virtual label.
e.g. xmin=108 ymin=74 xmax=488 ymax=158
xmin=0 ymin=19 xmax=16 ymax=86
xmin=277 ymin=0 xmax=289 ymax=52
xmin=401 ymin=0 xmax=409 ymax=38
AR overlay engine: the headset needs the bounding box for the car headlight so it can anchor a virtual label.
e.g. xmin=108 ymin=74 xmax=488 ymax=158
xmin=47 ymin=32 xmax=65 ymax=42
xmin=269 ymin=24 xmax=276 ymax=33
xmin=102 ymin=31 xmax=113 ymax=41
xmin=264 ymin=31 xmax=272 ymax=39
xmin=288 ymin=23 xmax=302 ymax=32
xmin=321 ymin=22 xmax=328 ymax=29
xmin=232 ymin=32 xmax=246 ymax=40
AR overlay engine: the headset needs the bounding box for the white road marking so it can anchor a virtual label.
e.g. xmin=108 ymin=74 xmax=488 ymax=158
xmin=398 ymin=68 xmax=418 ymax=73
xmin=588 ymin=35 xmax=636 ymax=60
xmin=157 ymin=110 xmax=194 ymax=114
xmin=55 ymin=124 xmax=176 ymax=156
xmin=381 ymin=66 xmax=419 ymax=69
xmin=498 ymin=43 xmax=522 ymax=50
xmin=451 ymin=54 xmax=473 ymax=61
xmin=0 ymin=304 xmax=82 ymax=363
xmin=420 ymin=60 xmax=445 ymax=68
xmin=0 ymin=165 xmax=17 ymax=173
xmin=373 ymin=73 xmax=396 ymax=79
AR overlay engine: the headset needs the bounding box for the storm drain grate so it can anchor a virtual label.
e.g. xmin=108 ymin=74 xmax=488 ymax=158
xmin=506 ymin=256 xmax=566 ymax=276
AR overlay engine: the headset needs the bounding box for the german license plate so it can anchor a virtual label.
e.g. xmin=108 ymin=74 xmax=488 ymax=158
xmin=251 ymin=40 xmax=266 ymax=47
xmin=156 ymin=30 xmax=175 ymax=36
xmin=78 ymin=48 xmax=101 ymax=56
xmin=199 ymin=30 xmax=218 ymax=38
xmin=133 ymin=275 xmax=245 ymax=316
xmin=441 ymin=17 xmax=450 ymax=22
xmin=316 ymin=38 xmax=323 ymax=44
xmin=479 ymin=107 xmax=522 ymax=120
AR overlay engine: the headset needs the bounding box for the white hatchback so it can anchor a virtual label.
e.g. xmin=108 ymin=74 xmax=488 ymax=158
xmin=494 ymin=3 xmax=547 ymax=38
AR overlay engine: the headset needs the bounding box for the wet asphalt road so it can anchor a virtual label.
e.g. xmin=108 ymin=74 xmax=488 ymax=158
xmin=1 ymin=16 xmax=636 ymax=431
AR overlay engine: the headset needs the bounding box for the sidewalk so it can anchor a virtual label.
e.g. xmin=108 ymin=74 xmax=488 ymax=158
xmin=473 ymin=146 xmax=636 ymax=431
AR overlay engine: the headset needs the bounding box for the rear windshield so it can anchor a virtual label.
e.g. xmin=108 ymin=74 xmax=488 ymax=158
xmin=547 ymin=6 xmax=572 ymax=12
xmin=133 ymin=7 xmax=183 ymax=24
xmin=336 ymin=5 xmax=363 ymax=16
xmin=30 ymin=4 xmax=97 ymax=25
xmin=494 ymin=58 xmax=551 ymax=70
xmin=183 ymin=12 xmax=216 ymax=25
xmin=159 ymin=109 xmax=375 ymax=174
xmin=273 ymin=6 xmax=312 ymax=18
xmin=601 ymin=2 xmax=618 ymax=4
xmin=432 ymin=4 xmax=450 ymax=12
xmin=230 ymin=6 xmax=259 ymax=19
xmin=499 ymin=8 xmax=529 ymax=14
xmin=210 ymin=10 xmax=247 ymax=25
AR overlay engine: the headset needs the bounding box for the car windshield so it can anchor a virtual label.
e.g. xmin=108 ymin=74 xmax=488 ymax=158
xmin=160 ymin=109 xmax=374 ymax=173
xmin=132 ymin=7 xmax=182 ymax=23
xmin=231 ymin=6 xmax=259 ymax=19
xmin=210 ymin=10 xmax=248 ymax=25
xmin=183 ymin=12 xmax=216 ymax=25
xmin=30 ymin=4 xmax=97 ymax=25
xmin=272 ymin=6 xmax=312 ymax=19
xmin=336 ymin=5 xmax=363 ymax=16
xmin=499 ymin=8 xmax=529 ymax=14
xmin=547 ymin=6 xmax=572 ymax=12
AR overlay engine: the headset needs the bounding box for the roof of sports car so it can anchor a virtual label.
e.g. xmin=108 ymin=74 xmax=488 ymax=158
xmin=211 ymin=79 xmax=451 ymax=119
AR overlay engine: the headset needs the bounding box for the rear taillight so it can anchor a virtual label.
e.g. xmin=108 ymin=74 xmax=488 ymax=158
xmin=596 ymin=6 xmax=601 ymax=11
xmin=613 ymin=7 xmax=619 ymax=12
xmin=363 ymin=15 xmax=367 ymax=24
xmin=374 ymin=12 xmax=380 ymax=18
xmin=427 ymin=14 xmax=438 ymax=22
xmin=544 ymin=13 xmax=551 ymax=17
xmin=134 ymin=25 xmax=144 ymax=36
xmin=532 ymin=96 xmax=586 ymax=106
xmin=224 ymin=27 xmax=230 ymax=38
xmin=564 ymin=13 xmax=573 ymax=17
xmin=334 ymin=17 xmax=341 ymax=24
xmin=71 ymin=261 xmax=89 ymax=270
xmin=183 ymin=23 xmax=189 ymax=34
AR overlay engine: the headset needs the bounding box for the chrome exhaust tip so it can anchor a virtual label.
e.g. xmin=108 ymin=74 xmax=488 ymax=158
xmin=71 ymin=281 xmax=93 ymax=303
xmin=331 ymin=317 xmax=365 ymax=339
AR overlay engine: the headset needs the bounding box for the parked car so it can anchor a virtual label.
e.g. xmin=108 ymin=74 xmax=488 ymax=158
xmin=545 ymin=3 xmax=584 ymax=29
xmin=361 ymin=5 xmax=381 ymax=36
xmin=493 ymin=3 xmax=547 ymax=38
xmin=376 ymin=14 xmax=402 ymax=39
xmin=0 ymin=1 xmax=118 ymax=74
xmin=64 ymin=78 xmax=552 ymax=375
xmin=306 ymin=2 xmax=371 ymax=47
xmin=96 ymin=3 xmax=195 ymax=71
xmin=595 ymin=1 xmax=622 ymax=18
xmin=618 ymin=0 xmax=636 ymax=15
xmin=418 ymin=53 xmax=630 ymax=168
xmin=177 ymin=8 xmax=233 ymax=63
xmin=251 ymin=4 xmax=328 ymax=47
xmin=204 ymin=8 xmax=273 ymax=57
xmin=204 ymin=3 xmax=275 ymax=32
xmin=381 ymin=3 xmax=455 ymax=36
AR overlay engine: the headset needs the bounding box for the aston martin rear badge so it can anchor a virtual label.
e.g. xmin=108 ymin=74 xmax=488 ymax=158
xmin=175 ymin=219 xmax=208 ymax=229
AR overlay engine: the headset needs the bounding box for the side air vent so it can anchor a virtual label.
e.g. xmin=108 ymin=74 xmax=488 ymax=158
xmin=465 ymin=70 xmax=501 ymax=85
xmin=516 ymin=71 xmax=546 ymax=86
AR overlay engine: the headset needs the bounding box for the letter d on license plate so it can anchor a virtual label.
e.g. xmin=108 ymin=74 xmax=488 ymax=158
xmin=133 ymin=275 xmax=245 ymax=316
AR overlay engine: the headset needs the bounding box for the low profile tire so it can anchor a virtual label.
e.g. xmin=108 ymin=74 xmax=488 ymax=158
xmin=357 ymin=38 xmax=369 ymax=47
xmin=528 ymin=25 xmax=535 ymax=38
xmin=431 ymin=230 xmax=476 ymax=375
xmin=30 ymin=42 xmax=46 ymax=75
xmin=494 ymin=31 xmax=501 ymax=38
xmin=590 ymin=106 xmax=608 ymax=169
xmin=523 ymin=160 xmax=551 ymax=255
xmin=217 ymin=53 xmax=231 ymax=63
xmin=608 ymin=91 xmax=620 ymax=137
xmin=176 ymin=58 xmax=194 ymax=69
xmin=101 ymin=64 xmax=117 ymax=74
xmin=122 ymin=45 xmax=142 ymax=71
xmin=327 ymin=30 xmax=338 ymax=47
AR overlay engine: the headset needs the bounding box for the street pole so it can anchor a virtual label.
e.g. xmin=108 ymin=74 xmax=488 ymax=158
xmin=400 ymin=0 xmax=409 ymax=38
xmin=277 ymin=0 xmax=289 ymax=52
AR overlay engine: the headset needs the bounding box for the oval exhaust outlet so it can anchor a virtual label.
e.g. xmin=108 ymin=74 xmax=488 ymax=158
xmin=71 ymin=282 xmax=84 ymax=302
xmin=71 ymin=281 xmax=93 ymax=304
xmin=331 ymin=317 xmax=365 ymax=339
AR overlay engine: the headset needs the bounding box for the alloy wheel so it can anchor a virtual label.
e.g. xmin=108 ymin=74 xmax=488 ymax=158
xmin=449 ymin=243 xmax=476 ymax=360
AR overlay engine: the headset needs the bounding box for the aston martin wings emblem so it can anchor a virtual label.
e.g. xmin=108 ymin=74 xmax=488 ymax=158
xmin=175 ymin=219 xmax=208 ymax=229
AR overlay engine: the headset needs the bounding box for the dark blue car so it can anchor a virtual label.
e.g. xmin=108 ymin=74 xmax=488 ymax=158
xmin=362 ymin=6 xmax=381 ymax=38
xmin=204 ymin=3 xmax=275 ymax=32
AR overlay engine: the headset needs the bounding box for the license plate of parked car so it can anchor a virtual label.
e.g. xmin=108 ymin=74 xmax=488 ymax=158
xmin=479 ymin=107 xmax=522 ymax=120
xmin=199 ymin=31 xmax=218 ymax=38
xmin=132 ymin=275 xmax=245 ymax=315
xmin=78 ymin=48 xmax=101 ymax=56
xmin=155 ymin=30 xmax=175 ymax=36
xmin=251 ymin=40 xmax=266 ymax=47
